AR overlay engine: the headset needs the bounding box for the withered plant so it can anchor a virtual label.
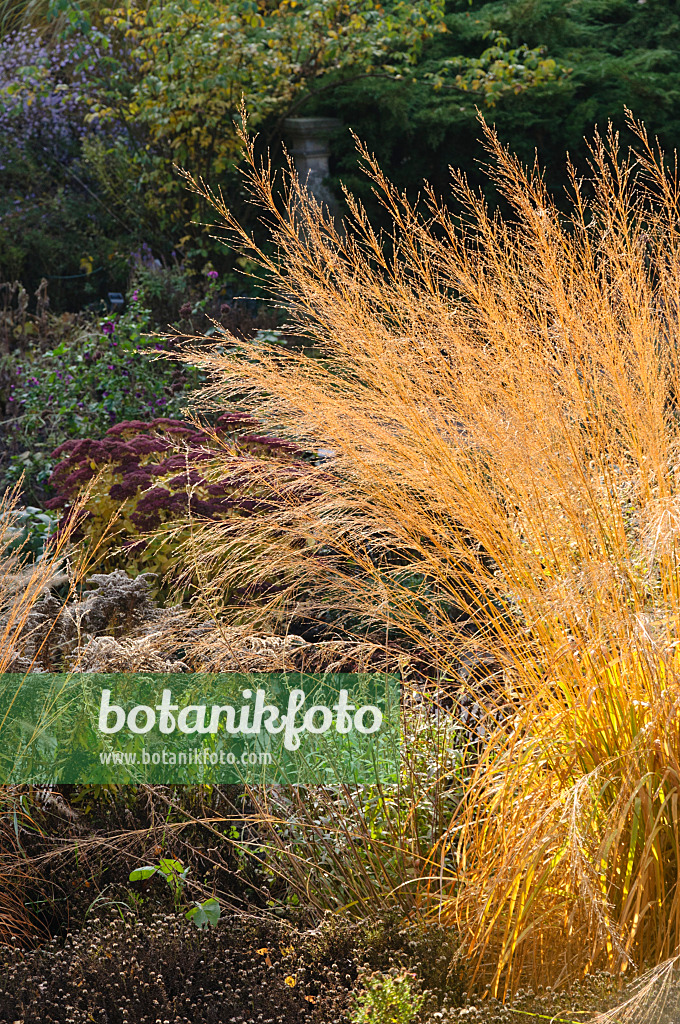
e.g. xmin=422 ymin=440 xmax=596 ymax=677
xmin=157 ymin=112 xmax=680 ymax=998
xmin=0 ymin=481 xmax=117 ymax=942
xmin=0 ymin=482 xmax=95 ymax=673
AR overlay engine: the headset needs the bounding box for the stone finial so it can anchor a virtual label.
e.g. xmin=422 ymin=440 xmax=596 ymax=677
xmin=283 ymin=116 xmax=341 ymax=218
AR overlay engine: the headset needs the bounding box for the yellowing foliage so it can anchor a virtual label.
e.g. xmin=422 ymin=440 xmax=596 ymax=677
xmin=89 ymin=0 xmax=446 ymax=199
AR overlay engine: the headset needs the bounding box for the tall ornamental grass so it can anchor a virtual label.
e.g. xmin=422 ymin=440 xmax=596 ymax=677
xmin=0 ymin=481 xmax=112 ymax=943
xmin=170 ymin=113 xmax=680 ymax=995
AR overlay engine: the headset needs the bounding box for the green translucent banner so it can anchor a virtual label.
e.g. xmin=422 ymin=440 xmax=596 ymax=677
xmin=0 ymin=672 xmax=400 ymax=784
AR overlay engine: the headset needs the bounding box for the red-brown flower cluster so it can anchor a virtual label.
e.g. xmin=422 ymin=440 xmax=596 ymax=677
xmin=47 ymin=415 xmax=303 ymax=537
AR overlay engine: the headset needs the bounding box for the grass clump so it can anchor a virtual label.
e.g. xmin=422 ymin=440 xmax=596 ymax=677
xmin=0 ymin=481 xmax=105 ymax=941
xmin=159 ymin=109 xmax=680 ymax=999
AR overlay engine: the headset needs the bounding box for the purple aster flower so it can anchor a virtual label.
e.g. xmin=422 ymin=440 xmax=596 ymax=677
xmin=102 ymin=321 xmax=115 ymax=336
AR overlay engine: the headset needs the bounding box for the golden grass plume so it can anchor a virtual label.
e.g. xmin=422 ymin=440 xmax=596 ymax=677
xmin=163 ymin=112 xmax=680 ymax=997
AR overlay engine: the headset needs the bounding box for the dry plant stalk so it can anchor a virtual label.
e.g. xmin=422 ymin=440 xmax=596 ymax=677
xmin=0 ymin=481 xmax=120 ymax=942
xmin=0 ymin=479 xmax=120 ymax=672
xmin=164 ymin=111 xmax=680 ymax=996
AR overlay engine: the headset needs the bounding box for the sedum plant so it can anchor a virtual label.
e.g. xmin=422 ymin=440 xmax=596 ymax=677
xmin=46 ymin=414 xmax=306 ymax=598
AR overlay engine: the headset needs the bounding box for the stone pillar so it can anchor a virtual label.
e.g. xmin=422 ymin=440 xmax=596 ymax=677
xmin=283 ymin=116 xmax=341 ymax=218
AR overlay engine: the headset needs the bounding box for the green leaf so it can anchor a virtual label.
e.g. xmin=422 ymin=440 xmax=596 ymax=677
xmin=158 ymin=857 xmax=184 ymax=876
xmin=129 ymin=865 xmax=158 ymax=881
xmin=185 ymin=898 xmax=221 ymax=930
